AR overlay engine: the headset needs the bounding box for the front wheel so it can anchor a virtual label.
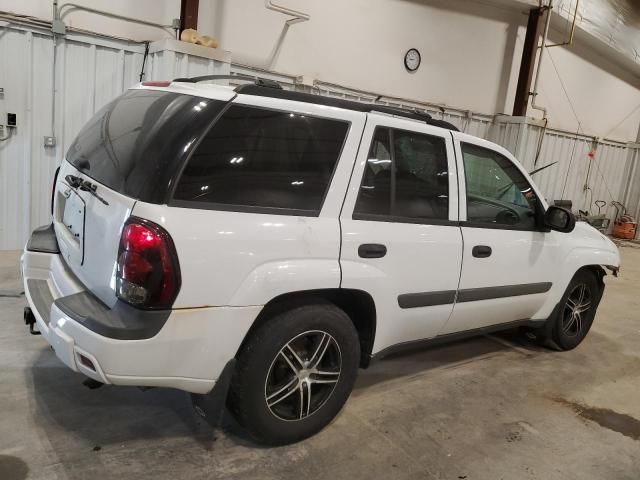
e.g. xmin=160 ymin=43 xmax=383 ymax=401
xmin=550 ymin=270 xmax=601 ymax=350
xmin=228 ymin=302 xmax=360 ymax=445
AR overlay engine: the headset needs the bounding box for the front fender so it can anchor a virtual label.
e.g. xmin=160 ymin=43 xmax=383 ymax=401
xmin=228 ymin=259 xmax=341 ymax=306
xmin=533 ymin=244 xmax=620 ymax=320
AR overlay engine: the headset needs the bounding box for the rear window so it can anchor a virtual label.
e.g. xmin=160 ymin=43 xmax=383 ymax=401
xmin=66 ymin=89 xmax=225 ymax=203
xmin=172 ymin=105 xmax=350 ymax=215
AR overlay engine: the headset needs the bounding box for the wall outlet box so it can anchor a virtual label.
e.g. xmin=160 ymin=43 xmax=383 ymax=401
xmin=7 ymin=113 xmax=16 ymax=127
xmin=44 ymin=136 xmax=57 ymax=147
xmin=52 ymin=19 xmax=66 ymax=35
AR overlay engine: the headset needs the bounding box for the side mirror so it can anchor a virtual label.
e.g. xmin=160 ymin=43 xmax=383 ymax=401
xmin=545 ymin=206 xmax=575 ymax=233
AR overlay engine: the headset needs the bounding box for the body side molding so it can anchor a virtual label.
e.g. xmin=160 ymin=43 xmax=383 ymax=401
xmin=398 ymin=282 xmax=552 ymax=309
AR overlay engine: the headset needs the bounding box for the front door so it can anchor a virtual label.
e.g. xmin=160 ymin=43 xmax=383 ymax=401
xmin=439 ymin=134 xmax=562 ymax=335
xmin=339 ymin=114 xmax=463 ymax=355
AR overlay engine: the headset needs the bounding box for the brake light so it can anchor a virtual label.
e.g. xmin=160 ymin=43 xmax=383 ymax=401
xmin=116 ymin=217 xmax=181 ymax=309
xmin=142 ymin=80 xmax=171 ymax=87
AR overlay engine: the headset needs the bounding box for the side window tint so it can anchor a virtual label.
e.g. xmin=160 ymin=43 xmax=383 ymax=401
xmin=355 ymin=128 xmax=392 ymax=216
xmin=393 ymin=129 xmax=449 ymax=220
xmin=173 ymin=105 xmax=349 ymax=214
xmin=354 ymin=127 xmax=449 ymax=221
xmin=461 ymin=143 xmax=537 ymax=229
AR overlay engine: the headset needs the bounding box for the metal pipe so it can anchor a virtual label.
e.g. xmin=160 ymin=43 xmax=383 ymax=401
xmin=51 ymin=29 xmax=57 ymax=140
xmin=264 ymin=0 xmax=310 ymax=25
xmin=58 ymin=3 xmax=174 ymax=35
xmin=231 ymin=2 xmax=309 ymax=69
xmin=547 ymin=0 xmax=579 ymax=48
xmin=531 ymin=1 xmax=552 ymax=120
xmin=51 ymin=1 xmax=59 ymax=143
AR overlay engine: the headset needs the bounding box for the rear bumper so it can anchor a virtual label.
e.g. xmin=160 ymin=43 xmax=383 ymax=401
xmin=22 ymin=229 xmax=260 ymax=394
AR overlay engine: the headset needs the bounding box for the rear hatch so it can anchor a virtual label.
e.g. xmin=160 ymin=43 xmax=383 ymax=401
xmin=53 ymin=86 xmax=229 ymax=307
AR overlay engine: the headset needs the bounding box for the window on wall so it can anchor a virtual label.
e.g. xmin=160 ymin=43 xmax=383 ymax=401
xmin=461 ymin=143 xmax=538 ymax=229
xmin=172 ymin=105 xmax=350 ymax=215
xmin=354 ymin=127 xmax=449 ymax=222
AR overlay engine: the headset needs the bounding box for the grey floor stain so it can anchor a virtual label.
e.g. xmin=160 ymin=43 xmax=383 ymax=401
xmin=554 ymin=398 xmax=640 ymax=441
xmin=0 ymin=290 xmax=24 ymax=298
xmin=0 ymin=455 xmax=29 ymax=480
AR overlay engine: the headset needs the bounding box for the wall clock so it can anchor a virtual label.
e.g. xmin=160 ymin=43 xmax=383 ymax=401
xmin=404 ymin=48 xmax=421 ymax=72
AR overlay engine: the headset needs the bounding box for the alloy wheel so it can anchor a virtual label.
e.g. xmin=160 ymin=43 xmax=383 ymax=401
xmin=264 ymin=330 xmax=342 ymax=421
xmin=562 ymin=283 xmax=592 ymax=337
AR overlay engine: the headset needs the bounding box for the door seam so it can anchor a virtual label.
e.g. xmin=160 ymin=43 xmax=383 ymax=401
xmin=337 ymin=115 xmax=369 ymax=288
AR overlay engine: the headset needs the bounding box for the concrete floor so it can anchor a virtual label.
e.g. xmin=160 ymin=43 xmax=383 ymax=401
xmin=1 ymin=247 xmax=640 ymax=480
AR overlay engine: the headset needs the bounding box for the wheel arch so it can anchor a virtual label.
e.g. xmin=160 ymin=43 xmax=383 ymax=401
xmin=235 ymin=288 xmax=377 ymax=368
xmin=573 ymin=264 xmax=607 ymax=303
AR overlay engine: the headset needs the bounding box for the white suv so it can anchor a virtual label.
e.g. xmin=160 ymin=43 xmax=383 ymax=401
xmin=22 ymin=76 xmax=620 ymax=445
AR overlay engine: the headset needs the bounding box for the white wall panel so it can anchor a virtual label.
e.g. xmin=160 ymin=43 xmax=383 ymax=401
xmin=0 ymin=0 xmax=180 ymax=42
xmin=0 ymin=26 xmax=229 ymax=249
xmin=622 ymin=148 xmax=640 ymax=222
xmin=200 ymin=0 xmax=640 ymax=141
xmin=496 ymin=121 xmax=634 ymax=231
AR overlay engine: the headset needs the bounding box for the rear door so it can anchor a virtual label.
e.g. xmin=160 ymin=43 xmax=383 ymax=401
xmin=339 ymin=114 xmax=463 ymax=355
xmin=438 ymin=133 xmax=561 ymax=335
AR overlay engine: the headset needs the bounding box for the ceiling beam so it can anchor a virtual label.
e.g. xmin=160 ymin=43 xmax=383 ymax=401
xmin=180 ymin=0 xmax=199 ymax=33
xmin=513 ymin=7 xmax=544 ymax=116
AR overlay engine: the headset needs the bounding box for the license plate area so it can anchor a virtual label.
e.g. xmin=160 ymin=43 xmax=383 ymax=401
xmin=58 ymin=188 xmax=86 ymax=264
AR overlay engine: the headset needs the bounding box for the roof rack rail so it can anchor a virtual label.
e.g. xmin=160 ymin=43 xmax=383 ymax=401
xmin=234 ymin=85 xmax=459 ymax=130
xmin=170 ymin=76 xmax=458 ymax=131
xmin=172 ymin=74 xmax=283 ymax=90
xmin=370 ymin=106 xmax=433 ymax=122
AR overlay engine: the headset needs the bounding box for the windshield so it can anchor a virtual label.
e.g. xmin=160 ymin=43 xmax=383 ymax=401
xmin=66 ymin=89 xmax=225 ymax=203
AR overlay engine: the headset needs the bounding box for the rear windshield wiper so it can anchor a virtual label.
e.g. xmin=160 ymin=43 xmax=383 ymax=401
xmin=65 ymin=175 xmax=109 ymax=206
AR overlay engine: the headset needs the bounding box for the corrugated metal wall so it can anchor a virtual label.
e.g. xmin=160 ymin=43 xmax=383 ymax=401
xmin=0 ymin=24 xmax=145 ymax=249
xmin=0 ymin=24 xmax=229 ymax=250
xmin=491 ymin=118 xmax=637 ymax=229
xmin=622 ymin=147 xmax=640 ymax=222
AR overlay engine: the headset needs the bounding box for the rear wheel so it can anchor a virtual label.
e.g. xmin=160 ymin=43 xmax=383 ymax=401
xmin=550 ymin=270 xmax=601 ymax=350
xmin=228 ymin=302 xmax=360 ymax=445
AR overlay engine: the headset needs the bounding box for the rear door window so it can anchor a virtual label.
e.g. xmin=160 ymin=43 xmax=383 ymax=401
xmin=354 ymin=127 xmax=450 ymax=222
xmin=172 ymin=105 xmax=350 ymax=215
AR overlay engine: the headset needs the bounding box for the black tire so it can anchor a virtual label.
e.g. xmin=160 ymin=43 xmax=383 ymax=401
xmin=228 ymin=301 xmax=360 ymax=445
xmin=549 ymin=270 xmax=601 ymax=350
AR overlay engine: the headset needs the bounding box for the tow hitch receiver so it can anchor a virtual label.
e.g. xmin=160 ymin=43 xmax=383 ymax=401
xmin=23 ymin=307 xmax=41 ymax=335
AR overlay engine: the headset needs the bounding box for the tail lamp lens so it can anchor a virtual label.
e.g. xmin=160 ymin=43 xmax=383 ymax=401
xmin=116 ymin=218 xmax=180 ymax=309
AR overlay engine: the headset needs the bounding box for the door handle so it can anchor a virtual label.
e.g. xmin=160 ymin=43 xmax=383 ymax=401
xmin=358 ymin=244 xmax=387 ymax=259
xmin=472 ymin=245 xmax=492 ymax=258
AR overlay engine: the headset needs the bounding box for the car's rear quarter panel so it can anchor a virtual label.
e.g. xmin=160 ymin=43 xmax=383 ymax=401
xmin=131 ymin=202 xmax=341 ymax=307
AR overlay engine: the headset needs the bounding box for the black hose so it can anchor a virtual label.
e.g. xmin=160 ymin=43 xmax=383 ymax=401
xmin=139 ymin=41 xmax=150 ymax=82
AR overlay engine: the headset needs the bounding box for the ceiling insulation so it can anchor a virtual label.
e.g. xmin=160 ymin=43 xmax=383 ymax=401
xmin=555 ymin=0 xmax=640 ymax=62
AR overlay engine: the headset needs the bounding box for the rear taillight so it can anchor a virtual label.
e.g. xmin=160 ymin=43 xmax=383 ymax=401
xmin=116 ymin=217 xmax=181 ymax=309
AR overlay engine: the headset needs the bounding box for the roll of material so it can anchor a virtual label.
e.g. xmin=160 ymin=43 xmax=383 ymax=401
xmin=180 ymin=29 xmax=219 ymax=49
